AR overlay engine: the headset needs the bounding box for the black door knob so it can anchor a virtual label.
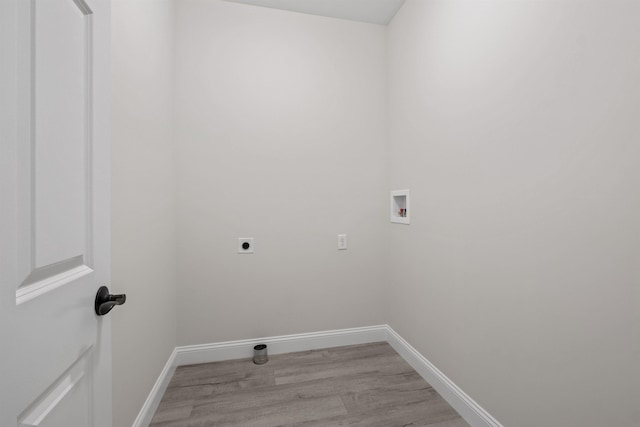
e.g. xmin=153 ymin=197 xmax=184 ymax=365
xmin=95 ymin=286 xmax=126 ymax=316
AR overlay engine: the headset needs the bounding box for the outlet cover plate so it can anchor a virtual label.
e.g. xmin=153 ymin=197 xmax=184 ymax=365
xmin=338 ymin=234 xmax=347 ymax=250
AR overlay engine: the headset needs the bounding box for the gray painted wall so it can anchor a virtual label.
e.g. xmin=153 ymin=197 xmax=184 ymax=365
xmin=173 ymin=1 xmax=390 ymax=345
xmin=387 ymin=1 xmax=640 ymax=426
xmin=110 ymin=1 xmax=640 ymax=425
xmin=111 ymin=1 xmax=177 ymax=426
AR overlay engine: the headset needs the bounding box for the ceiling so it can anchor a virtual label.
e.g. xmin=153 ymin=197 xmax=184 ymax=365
xmin=224 ymin=0 xmax=407 ymax=25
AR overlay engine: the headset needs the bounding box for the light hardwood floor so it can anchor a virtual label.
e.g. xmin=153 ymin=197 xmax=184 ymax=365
xmin=149 ymin=342 xmax=469 ymax=427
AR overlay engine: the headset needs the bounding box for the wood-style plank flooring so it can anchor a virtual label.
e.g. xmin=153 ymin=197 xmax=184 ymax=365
xmin=150 ymin=342 xmax=469 ymax=427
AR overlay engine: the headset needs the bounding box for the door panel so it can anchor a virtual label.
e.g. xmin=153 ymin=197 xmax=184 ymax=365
xmin=1 ymin=0 xmax=112 ymax=426
xmin=34 ymin=0 xmax=92 ymax=270
xmin=16 ymin=0 xmax=94 ymax=304
xmin=18 ymin=350 xmax=93 ymax=427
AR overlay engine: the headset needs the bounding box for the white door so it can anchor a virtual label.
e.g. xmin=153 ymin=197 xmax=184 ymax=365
xmin=0 ymin=0 xmax=113 ymax=426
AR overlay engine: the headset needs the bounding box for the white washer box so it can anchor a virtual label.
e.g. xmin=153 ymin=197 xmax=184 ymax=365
xmin=390 ymin=190 xmax=410 ymax=224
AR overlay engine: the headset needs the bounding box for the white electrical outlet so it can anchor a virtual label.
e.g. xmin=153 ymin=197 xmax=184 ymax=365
xmin=338 ymin=234 xmax=347 ymax=250
xmin=238 ymin=238 xmax=254 ymax=254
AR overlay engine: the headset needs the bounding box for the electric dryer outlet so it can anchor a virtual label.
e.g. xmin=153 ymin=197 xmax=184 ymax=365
xmin=238 ymin=238 xmax=254 ymax=254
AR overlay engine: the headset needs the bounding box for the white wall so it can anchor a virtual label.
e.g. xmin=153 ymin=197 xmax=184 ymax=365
xmin=173 ymin=0 xmax=389 ymax=345
xmin=387 ymin=1 xmax=640 ymax=426
xmin=111 ymin=1 xmax=177 ymax=426
xmin=110 ymin=1 xmax=640 ymax=425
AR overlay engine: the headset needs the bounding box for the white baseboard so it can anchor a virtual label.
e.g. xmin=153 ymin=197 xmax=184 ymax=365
xmin=175 ymin=325 xmax=388 ymax=366
xmin=132 ymin=325 xmax=387 ymax=426
xmin=385 ymin=326 xmax=503 ymax=427
xmin=132 ymin=324 xmax=501 ymax=427
xmin=131 ymin=348 xmax=177 ymax=427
